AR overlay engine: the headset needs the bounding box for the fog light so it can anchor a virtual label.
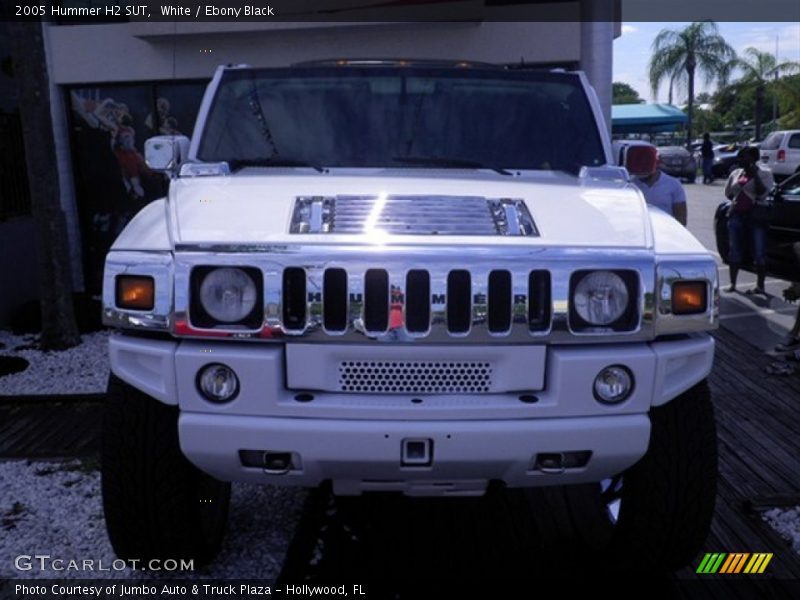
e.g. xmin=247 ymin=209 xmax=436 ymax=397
xmin=593 ymin=365 xmax=633 ymax=404
xmin=197 ymin=363 xmax=239 ymax=403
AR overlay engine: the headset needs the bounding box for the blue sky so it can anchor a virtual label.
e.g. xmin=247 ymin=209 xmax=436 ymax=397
xmin=613 ymin=22 xmax=800 ymax=103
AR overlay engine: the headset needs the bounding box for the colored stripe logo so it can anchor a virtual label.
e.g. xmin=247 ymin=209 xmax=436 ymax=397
xmin=696 ymin=552 xmax=773 ymax=574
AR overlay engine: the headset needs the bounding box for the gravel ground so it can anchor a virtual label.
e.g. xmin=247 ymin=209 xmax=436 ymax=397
xmin=763 ymin=507 xmax=800 ymax=555
xmin=0 ymin=331 xmax=109 ymax=396
xmin=0 ymin=459 xmax=305 ymax=579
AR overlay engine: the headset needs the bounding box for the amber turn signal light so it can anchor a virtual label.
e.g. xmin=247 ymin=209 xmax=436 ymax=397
xmin=116 ymin=275 xmax=155 ymax=311
xmin=671 ymin=281 xmax=707 ymax=315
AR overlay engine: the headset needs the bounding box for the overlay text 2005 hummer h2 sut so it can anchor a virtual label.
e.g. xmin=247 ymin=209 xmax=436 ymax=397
xmin=101 ymin=61 xmax=719 ymax=571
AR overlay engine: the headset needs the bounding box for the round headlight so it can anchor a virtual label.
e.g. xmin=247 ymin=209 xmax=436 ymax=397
xmin=199 ymin=267 xmax=257 ymax=323
xmin=197 ymin=363 xmax=239 ymax=403
xmin=573 ymin=271 xmax=629 ymax=326
xmin=594 ymin=365 xmax=633 ymax=404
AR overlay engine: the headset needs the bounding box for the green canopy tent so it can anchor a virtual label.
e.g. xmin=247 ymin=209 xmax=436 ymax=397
xmin=612 ymin=104 xmax=687 ymax=135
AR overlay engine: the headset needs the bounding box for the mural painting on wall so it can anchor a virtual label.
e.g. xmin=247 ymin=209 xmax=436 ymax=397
xmin=69 ymin=83 xmax=205 ymax=292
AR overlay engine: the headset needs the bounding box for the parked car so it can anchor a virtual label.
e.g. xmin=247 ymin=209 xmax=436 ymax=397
xmin=711 ymin=143 xmax=744 ymax=178
xmin=715 ymin=171 xmax=800 ymax=282
xmin=658 ymin=146 xmax=697 ymax=183
xmin=760 ymin=130 xmax=800 ymax=181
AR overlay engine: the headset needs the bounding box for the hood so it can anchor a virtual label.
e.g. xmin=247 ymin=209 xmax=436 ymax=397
xmin=168 ymin=169 xmax=651 ymax=250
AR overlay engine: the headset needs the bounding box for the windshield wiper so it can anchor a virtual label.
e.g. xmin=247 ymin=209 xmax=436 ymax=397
xmin=392 ymin=155 xmax=513 ymax=176
xmin=227 ymin=158 xmax=325 ymax=173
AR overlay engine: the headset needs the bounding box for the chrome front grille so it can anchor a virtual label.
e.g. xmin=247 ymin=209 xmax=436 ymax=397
xmin=280 ymin=266 xmax=552 ymax=340
xmin=338 ymin=360 xmax=493 ymax=394
xmin=170 ymin=245 xmax=661 ymax=344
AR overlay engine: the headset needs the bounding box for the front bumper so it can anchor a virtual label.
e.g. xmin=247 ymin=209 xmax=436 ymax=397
xmin=109 ymin=333 xmax=714 ymax=495
xmin=179 ymin=412 xmax=650 ymax=495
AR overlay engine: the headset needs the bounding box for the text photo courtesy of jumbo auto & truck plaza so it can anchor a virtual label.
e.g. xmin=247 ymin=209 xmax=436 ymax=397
xmin=1 ymin=1 xmax=800 ymax=598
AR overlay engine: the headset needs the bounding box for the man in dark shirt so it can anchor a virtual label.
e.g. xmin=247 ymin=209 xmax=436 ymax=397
xmin=701 ymin=133 xmax=714 ymax=184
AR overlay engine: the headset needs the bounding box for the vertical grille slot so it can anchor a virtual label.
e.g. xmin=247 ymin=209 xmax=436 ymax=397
xmin=282 ymin=267 xmax=307 ymax=330
xmin=488 ymin=270 xmax=512 ymax=333
xmin=323 ymin=268 xmax=348 ymax=332
xmin=528 ymin=270 xmax=551 ymax=332
xmin=447 ymin=270 xmax=471 ymax=334
xmin=364 ymin=269 xmax=389 ymax=332
xmin=405 ymin=270 xmax=430 ymax=333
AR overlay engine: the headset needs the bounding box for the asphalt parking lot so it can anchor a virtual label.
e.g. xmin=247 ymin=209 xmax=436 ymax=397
xmin=685 ymin=180 xmax=798 ymax=352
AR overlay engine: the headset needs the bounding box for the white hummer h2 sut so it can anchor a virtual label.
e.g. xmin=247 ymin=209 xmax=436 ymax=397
xmin=101 ymin=61 xmax=719 ymax=571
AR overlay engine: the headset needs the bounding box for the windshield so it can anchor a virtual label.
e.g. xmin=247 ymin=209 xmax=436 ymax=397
xmin=197 ymin=66 xmax=606 ymax=173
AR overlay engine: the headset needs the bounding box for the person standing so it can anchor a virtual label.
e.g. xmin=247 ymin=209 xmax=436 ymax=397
xmin=724 ymin=146 xmax=775 ymax=294
xmin=701 ymin=133 xmax=714 ymax=184
xmin=627 ymin=145 xmax=688 ymax=226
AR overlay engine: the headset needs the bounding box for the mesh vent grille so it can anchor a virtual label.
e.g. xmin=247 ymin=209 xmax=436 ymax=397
xmin=338 ymin=360 xmax=493 ymax=394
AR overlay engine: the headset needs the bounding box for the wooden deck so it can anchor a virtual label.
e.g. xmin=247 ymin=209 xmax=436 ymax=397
xmin=1 ymin=328 xmax=798 ymax=593
xmin=0 ymin=396 xmax=101 ymax=458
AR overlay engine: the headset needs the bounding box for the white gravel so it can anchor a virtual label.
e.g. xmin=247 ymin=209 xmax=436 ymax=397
xmin=0 ymin=459 xmax=305 ymax=579
xmin=763 ymin=506 xmax=800 ymax=555
xmin=0 ymin=330 xmax=110 ymax=396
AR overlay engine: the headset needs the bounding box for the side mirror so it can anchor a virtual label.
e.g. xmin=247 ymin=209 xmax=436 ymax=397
xmin=144 ymin=135 xmax=190 ymax=175
xmin=624 ymin=144 xmax=658 ymax=179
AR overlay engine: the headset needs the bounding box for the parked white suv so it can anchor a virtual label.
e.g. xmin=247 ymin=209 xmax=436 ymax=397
xmin=760 ymin=129 xmax=800 ymax=180
xmin=101 ymin=61 xmax=719 ymax=572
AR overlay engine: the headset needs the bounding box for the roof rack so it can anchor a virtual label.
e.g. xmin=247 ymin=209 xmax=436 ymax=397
xmin=290 ymin=58 xmax=504 ymax=69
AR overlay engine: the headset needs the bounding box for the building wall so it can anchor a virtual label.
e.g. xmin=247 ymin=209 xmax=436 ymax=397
xmin=46 ymin=21 xmax=583 ymax=84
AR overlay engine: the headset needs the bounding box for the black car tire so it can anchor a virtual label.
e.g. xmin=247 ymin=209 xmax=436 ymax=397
xmin=102 ymin=375 xmax=230 ymax=567
xmin=714 ymin=201 xmax=730 ymax=262
xmin=529 ymin=380 xmax=717 ymax=574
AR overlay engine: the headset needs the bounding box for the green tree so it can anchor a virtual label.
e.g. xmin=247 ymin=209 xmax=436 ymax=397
xmin=695 ymin=92 xmax=712 ymax=104
xmin=648 ymin=21 xmax=735 ymax=147
xmin=612 ymin=82 xmax=644 ymax=104
xmin=777 ymin=74 xmax=800 ymax=129
xmin=725 ymin=47 xmax=799 ymax=140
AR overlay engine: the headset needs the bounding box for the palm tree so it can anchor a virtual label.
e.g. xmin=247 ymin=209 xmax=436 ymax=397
xmin=725 ymin=47 xmax=800 ymax=140
xmin=648 ymin=21 xmax=735 ymax=147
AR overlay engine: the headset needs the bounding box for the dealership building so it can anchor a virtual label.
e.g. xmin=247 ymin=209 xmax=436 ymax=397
xmin=0 ymin=4 xmax=619 ymax=324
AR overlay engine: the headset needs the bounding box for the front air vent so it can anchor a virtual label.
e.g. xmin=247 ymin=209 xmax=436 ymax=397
xmin=405 ymin=270 xmax=431 ymax=333
xmin=290 ymin=195 xmax=538 ymax=237
xmin=364 ymin=269 xmax=389 ymax=332
xmin=323 ymin=269 xmax=347 ymax=332
xmin=282 ymin=268 xmax=307 ymax=331
xmin=339 ymin=360 xmax=493 ymax=394
xmin=488 ymin=270 xmax=512 ymax=333
xmin=447 ymin=270 xmax=472 ymax=334
xmin=528 ymin=270 xmax=552 ymax=332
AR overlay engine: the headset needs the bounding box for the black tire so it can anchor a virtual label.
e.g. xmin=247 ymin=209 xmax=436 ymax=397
xmin=548 ymin=381 xmax=717 ymax=573
xmin=714 ymin=202 xmax=731 ymax=263
xmin=102 ymin=375 xmax=230 ymax=567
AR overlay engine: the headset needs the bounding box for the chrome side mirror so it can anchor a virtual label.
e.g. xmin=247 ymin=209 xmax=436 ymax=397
xmin=144 ymin=135 xmax=190 ymax=175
